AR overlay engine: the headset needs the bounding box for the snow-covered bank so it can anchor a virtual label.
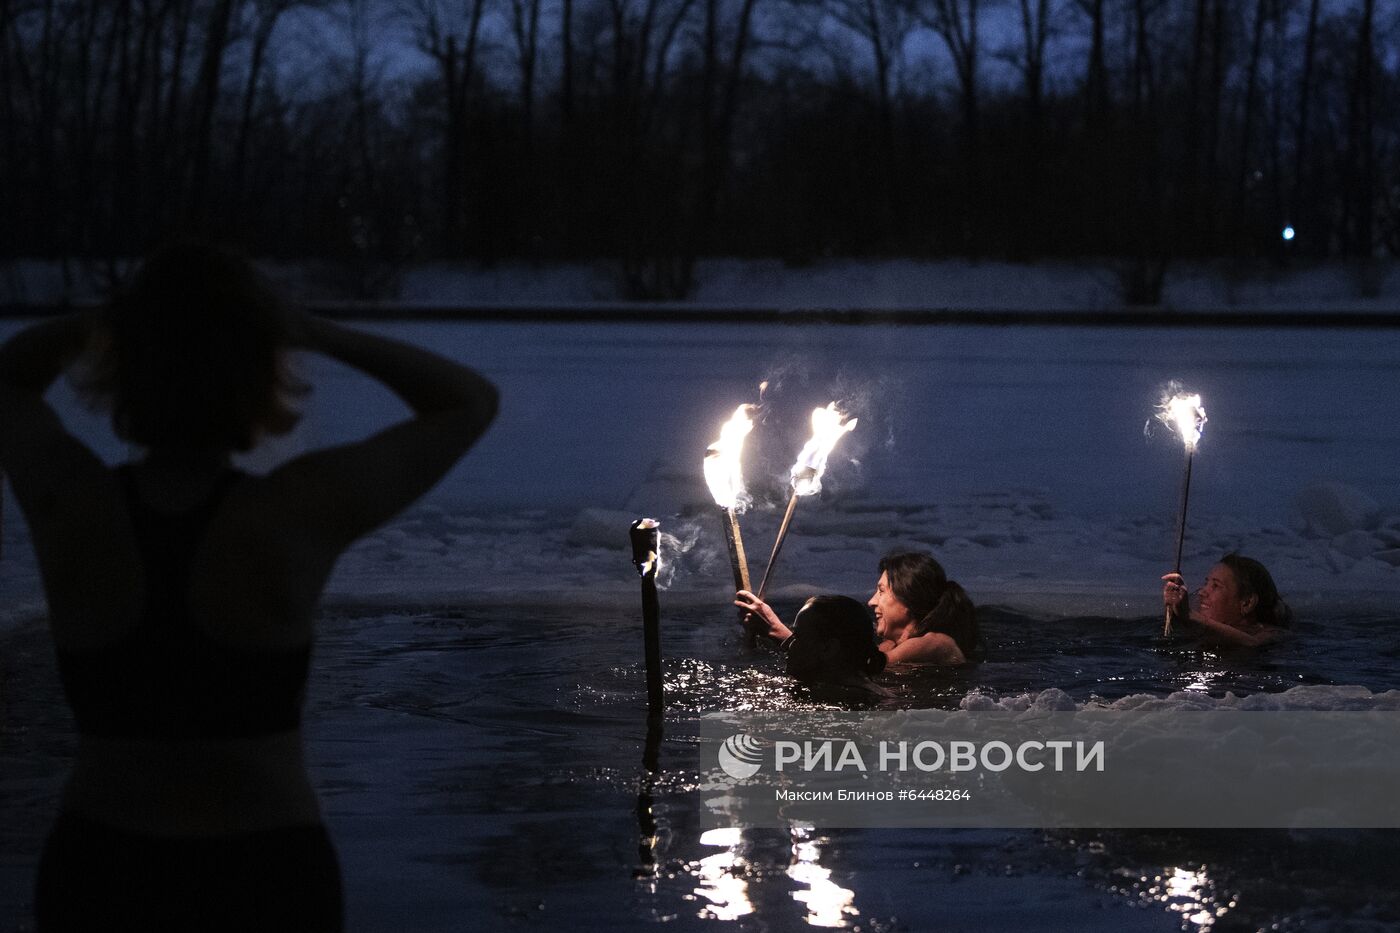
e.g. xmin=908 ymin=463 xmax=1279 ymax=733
xmin=4 ymin=256 xmax=1399 ymax=313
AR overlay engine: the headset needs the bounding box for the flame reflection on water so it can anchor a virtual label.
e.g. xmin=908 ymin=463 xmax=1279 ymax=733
xmin=787 ymin=824 xmax=858 ymax=928
xmin=687 ymin=826 xmax=860 ymax=927
xmin=1138 ymin=865 xmax=1234 ymax=929
xmin=692 ymin=827 xmax=754 ymax=921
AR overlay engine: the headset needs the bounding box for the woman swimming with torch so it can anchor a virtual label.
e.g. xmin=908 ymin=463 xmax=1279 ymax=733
xmin=736 ymin=552 xmax=982 ymax=666
xmin=1162 ymin=553 xmax=1291 ymax=648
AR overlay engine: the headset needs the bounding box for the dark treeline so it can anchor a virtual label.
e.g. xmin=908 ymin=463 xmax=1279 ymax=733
xmin=1 ymin=0 xmax=1396 ymax=298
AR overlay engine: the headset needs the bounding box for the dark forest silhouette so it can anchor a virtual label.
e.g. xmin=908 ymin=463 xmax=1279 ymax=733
xmin=1 ymin=0 xmax=1395 ymax=299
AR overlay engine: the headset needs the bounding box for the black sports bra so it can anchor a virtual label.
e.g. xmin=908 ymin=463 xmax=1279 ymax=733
xmin=54 ymin=466 xmax=310 ymax=740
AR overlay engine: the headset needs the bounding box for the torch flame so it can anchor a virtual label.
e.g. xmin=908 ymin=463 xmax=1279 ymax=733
xmin=704 ymin=404 xmax=756 ymax=511
xmin=790 ymin=403 xmax=858 ymax=496
xmin=1157 ymin=392 xmax=1207 ymax=452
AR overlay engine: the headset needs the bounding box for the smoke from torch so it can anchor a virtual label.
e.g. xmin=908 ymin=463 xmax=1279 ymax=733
xmin=756 ymin=403 xmax=858 ymax=600
xmin=1156 ymin=389 xmax=1207 ymax=636
xmin=705 ymin=405 xmax=756 ymax=607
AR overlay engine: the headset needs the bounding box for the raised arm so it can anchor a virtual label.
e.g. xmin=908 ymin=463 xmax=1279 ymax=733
xmin=295 ymin=316 xmax=497 ymax=418
xmin=0 ymin=314 xmax=106 ymax=512
xmin=269 ymin=315 xmax=498 ymax=546
xmin=0 ymin=313 xmax=92 ymax=393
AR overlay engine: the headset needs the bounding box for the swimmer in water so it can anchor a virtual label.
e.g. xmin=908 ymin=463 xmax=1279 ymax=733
xmin=735 ymin=551 xmax=982 ymax=666
xmin=1162 ymin=553 xmax=1291 ymax=647
xmin=781 ymin=595 xmax=891 ymax=698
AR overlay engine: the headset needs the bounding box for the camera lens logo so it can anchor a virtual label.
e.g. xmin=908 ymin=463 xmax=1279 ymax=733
xmin=718 ymin=734 xmax=765 ymax=780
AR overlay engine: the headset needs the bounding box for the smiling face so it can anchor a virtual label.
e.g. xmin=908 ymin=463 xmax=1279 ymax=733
xmin=869 ymin=571 xmax=917 ymax=641
xmin=1197 ymin=563 xmax=1258 ymax=629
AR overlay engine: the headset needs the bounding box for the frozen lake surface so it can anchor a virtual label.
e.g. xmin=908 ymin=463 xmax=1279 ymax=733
xmin=9 ymin=318 xmax=1399 ymax=622
xmin=3 ymin=318 xmax=1400 ymax=930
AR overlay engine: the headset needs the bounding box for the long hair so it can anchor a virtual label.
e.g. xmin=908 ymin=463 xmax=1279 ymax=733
xmin=786 ymin=595 xmax=887 ymax=680
xmin=1219 ymin=553 xmax=1291 ymax=628
xmin=78 ymin=241 xmax=305 ymax=452
xmin=878 ymin=552 xmax=983 ymax=660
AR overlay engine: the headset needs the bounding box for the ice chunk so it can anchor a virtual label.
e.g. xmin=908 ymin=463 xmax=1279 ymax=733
xmin=567 ymin=508 xmax=643 ymax=548
xmin=1325 ymin=547 xmax=1356 ymax=574
xmin=1331 ymin=530 xmax=1385 ymax=560
xmin=1029 ymin=688 xmax=1078 ymax=712
xmin=1374 ymin=549 xmax=1400 ymax=568
xmin=623 ymin=460 xmax=713 ymax=515
xmin=1293 ymin=482 xmax=1380 ymax=537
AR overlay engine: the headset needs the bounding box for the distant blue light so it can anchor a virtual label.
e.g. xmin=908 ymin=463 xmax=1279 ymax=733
xmin=1282 ymin=226 xmax=1296 ymax=241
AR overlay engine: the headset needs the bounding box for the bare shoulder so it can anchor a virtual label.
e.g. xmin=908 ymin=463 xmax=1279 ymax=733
xmin=885 ymin=632 xmax=966 ymax=666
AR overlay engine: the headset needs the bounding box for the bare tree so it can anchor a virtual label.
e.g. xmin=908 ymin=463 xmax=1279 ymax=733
xmin=232 ymin=0 xmax=301 ymax=207
xmin=696 ymin=0 xmax=761 ymax=252
xmin=1230 ymin=0 xmax=1269 ymax=255
xmin=507 ymin=0 xmax=542 ymax=149
xmin=998 ymin=0 xmax=1053 ymax=257
xmin=1071 ymin=0 xmax=1107 ymax=126
xmin=1342 ymin=0 xmax=1375 ymax=258
xmin=574 ymin=0 xmax=701 ymax=295
xmin=786 ymin=0 xmax=910 ymax=237
xmin=404 ymin=0 xmax=492 ymax=251
xmin=913 ymin=0 xmax=981 ymax=252
xmin=1289 ymin=0 xmax=1320 ymax=251
xmin=186 ymin=0 xmax=239 ymax=226
xmin=1114 ymin=0 xmax=1170 ymax=300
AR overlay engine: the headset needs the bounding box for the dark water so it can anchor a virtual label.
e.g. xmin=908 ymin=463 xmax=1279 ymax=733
xmin=959 ymin=607 xmax=1400 ymax=703
xmin=4 ymin=604 xmax=1400 ymax=931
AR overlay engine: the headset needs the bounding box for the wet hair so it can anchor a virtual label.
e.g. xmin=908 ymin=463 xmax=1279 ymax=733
xmin=878 ymin=552 xmax=983 ymax=660
xmin=78 ymin=240 xmax=304 ymax=452
xmin=786 ymin=595 xmax=887 ymax=682
xmin=1219 ymin=553 xmax=1291 ymax=628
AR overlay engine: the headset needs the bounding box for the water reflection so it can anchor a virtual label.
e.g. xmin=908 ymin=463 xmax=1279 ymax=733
xmin=1181 ymin=670 xmax=1221 ymax=694
xmin=634 ymin=720 xmax=665 ymax=889
xmin=787 ymin=824 xmax=857 ymax=928
xmin=692 ymin=827 xmax=755 ymax=921
xmin=1144 ymin=865 xmax=1233 ymax=929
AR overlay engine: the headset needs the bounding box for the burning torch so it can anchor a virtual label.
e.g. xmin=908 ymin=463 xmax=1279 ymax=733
xmin=1156 ymin=390 xmax=1207 ymax=637
xmin=704 ymin=405 xmax=756 ymax=611
xmin=755 ymin=403 xmax=858 ymax=602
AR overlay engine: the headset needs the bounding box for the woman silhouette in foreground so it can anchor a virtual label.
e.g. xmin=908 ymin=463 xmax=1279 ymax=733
xmin=0 ymin=242 xmax=497 ymax=931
